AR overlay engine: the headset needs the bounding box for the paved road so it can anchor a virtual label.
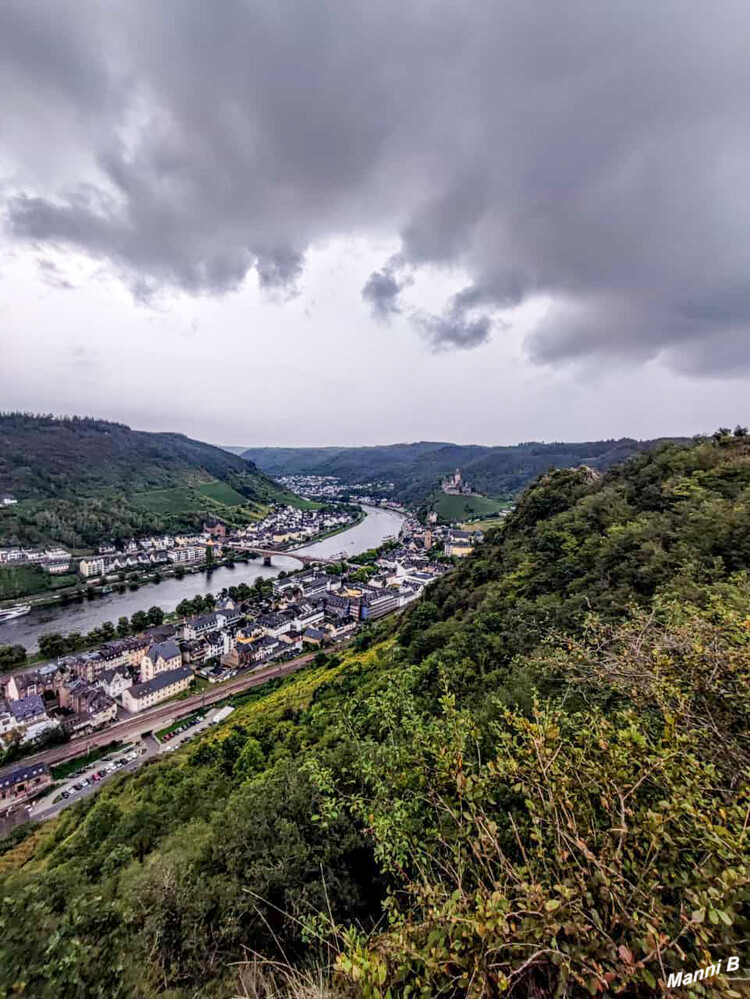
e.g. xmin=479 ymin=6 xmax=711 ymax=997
xmin=0 ymin=651 xmax=321 ymax=779
xmin=0 ymin=705 xmax=232 ymax=832
xmin=31 ymin=750 xmax=147 ymax=824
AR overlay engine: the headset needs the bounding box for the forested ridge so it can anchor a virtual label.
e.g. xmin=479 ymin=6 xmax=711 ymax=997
xmin=0 ymin=414 xmax=297 ymax=547
xmin=2 ymin=432 xmax=750 ymax=997
xmin=241 ymin=436 xmax=686 ymax=504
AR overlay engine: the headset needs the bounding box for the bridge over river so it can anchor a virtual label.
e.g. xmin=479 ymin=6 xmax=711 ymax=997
xmin=226 ymin=544 xmax=342 ymax=566
xmin=0 ymin=504 xmax=407 ymax=652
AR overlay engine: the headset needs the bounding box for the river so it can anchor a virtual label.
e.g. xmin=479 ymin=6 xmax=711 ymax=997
xmin=0 ymin=505 xmax=406 ymax=653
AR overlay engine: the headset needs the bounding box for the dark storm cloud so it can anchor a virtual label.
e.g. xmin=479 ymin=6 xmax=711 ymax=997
xmin=417 ymin=285 xmax=502 ymax=351
xmin=362 ymin=270 xmax=403 ymax=319
xmin=418 ymin=311 xmax=493 ymax=352
xmin=4 ymin=0 xmax=750 ymax=372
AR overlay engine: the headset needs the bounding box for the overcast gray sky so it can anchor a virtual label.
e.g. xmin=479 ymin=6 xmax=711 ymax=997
xmin=2 ymin=0 xmax=750 ymax=446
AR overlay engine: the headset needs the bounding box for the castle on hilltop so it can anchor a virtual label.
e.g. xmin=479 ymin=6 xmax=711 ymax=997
xmin=442 ymin=468 xmax=474 ymax=495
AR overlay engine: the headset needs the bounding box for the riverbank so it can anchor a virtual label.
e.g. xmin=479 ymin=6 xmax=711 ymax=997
xmin=0 ymin=505 xmax=406 ymax=653
xmin=0 ymin=507 xmax=367 ymax=614
xmin=0 ymin=510 xmax=367 ymax=616
xmin=283 ymin=507 xmax=366 ymax=551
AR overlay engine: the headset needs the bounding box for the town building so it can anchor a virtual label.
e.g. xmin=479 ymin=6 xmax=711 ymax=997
xmin=257 ymin=612 xmax=293 ymax=639
xmin=122 ymin=666 xmax=193 ymax=713
xmin=79 ymin=556 xmax=105 ymax=578
xmin=182 ymin=612 xmax=228 ymax=641
xmin=220 ymin=642 xmax=258 ymax=671
xmin=272 ymin=576 xmax=302 ymax=596
xmin=203 ymin=517 xmax=227 ymax=538
xmin=303 ymin=627 xmax=325 ymax=646
xmin=293 ymin=604 xmax=325 ymax=630
xmin=6 ymin=671 xmax=41 ymax=701
xmin=140 ymin=640 xmax=182 ymax=682
xmin=444 ymin=530 xmax=476 ymax=558
xmin=43 ymin=557 xmax=72 ymax=575
xmin=0 ymin=699 xmax=16 ymax=736
xmin=9 ymin=694 xmax=47 ymax=729
xmin=96 ymin=666 xmax=133 ymax=700
xmin=360 ymin=590 xmax=399 ymax=619
xmin=324 ymin=616 xmax=359 ymax=640
xmin=167 ymin=546 xmax=204 ymax=565
xmin=0 ymin=762 xmax=51 ymax=808
xmin=60 ymin=681 xmax=117 ymax=731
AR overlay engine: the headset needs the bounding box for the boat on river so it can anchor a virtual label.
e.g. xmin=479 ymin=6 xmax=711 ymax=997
xmin=0 ymin=602 xmax=31 ymax=622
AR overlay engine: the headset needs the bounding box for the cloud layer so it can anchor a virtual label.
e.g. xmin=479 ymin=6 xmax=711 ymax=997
xmin=4 ymin=0 xmax=750 ymax=372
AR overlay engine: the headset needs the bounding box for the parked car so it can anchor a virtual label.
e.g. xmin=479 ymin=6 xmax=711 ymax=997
xmin=61 ymin=790 xmax=70 ymax=799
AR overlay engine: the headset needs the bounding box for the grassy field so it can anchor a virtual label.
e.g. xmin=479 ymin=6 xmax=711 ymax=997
xmin=271 ymin=491 xmax=322 ymax=510
xmin=0 ymin=564 xmax=78 ymax=602
xmin=197 ymin=481 xmax=247 ymax=506
xmin=432 ymin=491 xmax=509 ymax=522
xmin=133 ymin=485 xmax=212 ymax=514
xmin=133 ymin=480 xmax=280 ymax=519
xmin=458 ymin=516 xmax=509 ymax=532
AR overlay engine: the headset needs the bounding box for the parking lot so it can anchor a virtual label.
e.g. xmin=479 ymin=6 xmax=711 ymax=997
xmin=158 ymin=704 xmax=232 ymax=752
xmin=22 ymin=705 xmax=232 ymax=823
xmin=54 ymin=749 xmax=141 ymax=803
xmin=23 ymin=746 xmax=147 ymax=823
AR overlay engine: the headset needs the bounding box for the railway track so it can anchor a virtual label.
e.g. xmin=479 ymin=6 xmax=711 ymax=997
xmin=0 ymin=652 xmax=318 ymax=777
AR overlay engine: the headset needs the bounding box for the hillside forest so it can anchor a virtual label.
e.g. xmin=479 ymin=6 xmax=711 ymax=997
xmin=240 ymin=436 xmax=687 ymax=506
xmin=2 ymin=430 xmax=750 ymax=997
xmin=0 ymin=414 xmax=302 ymax=548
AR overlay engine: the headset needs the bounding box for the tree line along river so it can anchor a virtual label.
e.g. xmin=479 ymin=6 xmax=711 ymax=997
xmin=0 ymin=505 xmax=406 ymax=653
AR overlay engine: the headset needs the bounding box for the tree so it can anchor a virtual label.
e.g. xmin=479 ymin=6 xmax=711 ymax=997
xmin=116 ymin=616 xmax=131 ymax=638
xmin=176 ymin=599 xmax=193 ymax=618
xmin=235 ymin=738 xmax=265 ymax=780
xmin=67 ymin=632 xmax=85 ymax=652
xmin=147 ymin=606 xmax=165 ymax=626
xmin=130 ymin=610 xmax=148 ymax=633
xmin=38 ymin=632 xmax=67 ymax=659
xmin=0 ymin=644 xmax=27 ymax=672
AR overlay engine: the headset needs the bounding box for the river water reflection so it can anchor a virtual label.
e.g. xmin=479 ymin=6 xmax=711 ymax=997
xmin=0 ymin=505 xmax=406 ymax=653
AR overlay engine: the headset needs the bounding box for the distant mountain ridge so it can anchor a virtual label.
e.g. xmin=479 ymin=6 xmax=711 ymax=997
xmin=239 ymin=437 xmax=690 ymax=504
xmin=0 ymin=413 xmax=299 ymax=547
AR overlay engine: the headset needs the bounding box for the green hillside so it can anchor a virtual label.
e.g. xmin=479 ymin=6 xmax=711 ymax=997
xmin=3 ymin=431 xmax=750 ymax=996
xmin=241 ymin=436 xmax=688 ymax=505
xmin=430 ymin=490 xmax=511 ymax=522
xmin=0 ymin=413 xmax=301 ymax=547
